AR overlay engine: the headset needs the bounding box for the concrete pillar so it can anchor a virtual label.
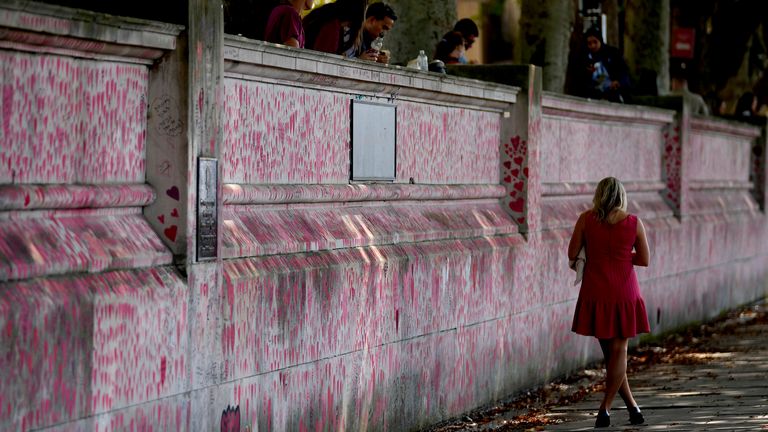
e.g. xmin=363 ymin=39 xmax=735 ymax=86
xmin=188 ymin=0 xmax=225 ymax=264
xmin=501 ymin=65 xmax=543 ymax=235
xmin=518 ymin=0 xmax=575 ymax=92
xmin=624 ymin=0 xmax=670 ymax=95
xmin=187 ymin=1 xmax=227 ymax=429
xmin=385 ymin=0 xmax=457 ymax=65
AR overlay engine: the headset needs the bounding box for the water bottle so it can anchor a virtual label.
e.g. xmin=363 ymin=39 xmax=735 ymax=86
xmin=417 ymin=50 xmax=428 ymax=71
xmin=371 ymin=37 xmax=384 ymax=53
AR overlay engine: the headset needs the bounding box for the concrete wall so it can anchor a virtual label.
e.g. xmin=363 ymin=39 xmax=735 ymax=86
xmin=1 ymin=3 xmax=767 ymax=431
xmin=0 ymin=2 xmax=188 ymax=431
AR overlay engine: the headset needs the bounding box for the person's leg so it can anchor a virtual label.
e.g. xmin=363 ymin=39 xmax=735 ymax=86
xmin=598 ymin=339 xmax=638 ymax=409
xmin=599 ymin=337 xmax=628 ymax=412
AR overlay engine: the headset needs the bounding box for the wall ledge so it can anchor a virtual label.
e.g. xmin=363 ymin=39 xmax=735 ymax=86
xmin=689 ymin=180 xmax=754 ymax=190
xmin=690 ymin=116 xmax=762 ymax=138
xmin=0 ymin=184 xmax=155 ymax=210
xmin=222 ymin=201 xmax=517 ymax=259
xmin=223 ymin=36 xmax=518 ymax=111
xmin=223 ymin=183 xmax=506 ymax=205
xmin=0 ymin=213 xmax=172 ymax=282
xmin=542 ymin=92 xmax=675 ymax=125
xmin=0 ymin=1 xmax=183 ymax=60
xmin=542 ymin=181 xmax=665 ymax=196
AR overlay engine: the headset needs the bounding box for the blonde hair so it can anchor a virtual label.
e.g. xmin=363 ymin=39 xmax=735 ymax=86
xmin=592 ymin=177 xmax=627 ymax=222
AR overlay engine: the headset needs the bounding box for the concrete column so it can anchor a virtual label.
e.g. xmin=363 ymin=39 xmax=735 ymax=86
xmin=624 ymin=0 xmax=670 ymax=95
xmin=662 ymin=107 xmax=689 ymax=221
xmin=187 ymin=1 xmax=227 ymax=430
xmin=385 ymin=0 xmax=457 ymax=65
xmin=751 ymin=118 xmax=768 ymax=211
xmin=188 ymin=0 xmax=225 ymax=264
xmin=501 ymin=65 xmax=543 ymax=235
xmin=518 ymin=0 xmax=575 ymax=92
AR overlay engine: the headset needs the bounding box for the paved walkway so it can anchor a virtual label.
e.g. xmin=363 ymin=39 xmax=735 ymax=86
xmin=425 ymin=299 xmax=768 ymax=431
xmin=545 ymin=304 xmax=768 ymax=431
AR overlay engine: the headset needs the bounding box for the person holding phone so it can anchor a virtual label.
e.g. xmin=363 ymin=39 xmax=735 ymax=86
xmin=577 ymin=27 xmax=630 ymax=103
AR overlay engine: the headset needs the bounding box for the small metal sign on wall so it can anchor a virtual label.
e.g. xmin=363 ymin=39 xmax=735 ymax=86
xmin=197 ymin=157 xmax=218 ymax=261
xmin=351 ymin=100 xmax=396 ymax=181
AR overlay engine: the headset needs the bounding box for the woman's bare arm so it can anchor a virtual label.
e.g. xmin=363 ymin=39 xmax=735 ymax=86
xmin=568 ymin=212 xmax=587 ymax=261
xmin=632 ymin=217 xmax=650 ymax=266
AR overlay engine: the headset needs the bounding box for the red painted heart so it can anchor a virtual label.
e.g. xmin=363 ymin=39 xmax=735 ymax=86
xmin=513 ymin=156 xmax=524 ymax=165
xmin=503 ymin=175 xmax=512 ymax=183
xmin=514 ymin=181 xmax=524 ymax=192
xmin=164 ymin=225 xmax=178 ymax=242
xmin=523 ymin=167 xmax=529 ymax=177
xmin=511 ymin=169 xmax=519 ymax=177
xmin=509 ymin=198 xmax=525 ymax=212
xmin=166 ymin=186 xmax=180 ymax=201
xmin=503 ymin=161 xmax=512 ymax=169
xmin=158 ymin=214 xmax=165 ymax=224
xmin=517 ymin=217 xmax=526 ymax=224
xmin=171 ymin=208 xmax=179 ymax=217
xmin=24 ymin=194 xmax=30 ymax=207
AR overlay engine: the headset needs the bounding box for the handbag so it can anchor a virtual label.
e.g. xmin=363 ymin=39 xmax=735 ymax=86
xmin=569 ymin=246 xmax=586 ymax=286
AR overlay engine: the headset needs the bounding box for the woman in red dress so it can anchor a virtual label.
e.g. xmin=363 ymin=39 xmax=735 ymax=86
xmin=568 ymin=177 xmax=651 ymax=428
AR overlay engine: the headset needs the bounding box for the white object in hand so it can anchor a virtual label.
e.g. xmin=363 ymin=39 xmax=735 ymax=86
xmin=371 ymin=37 xmax=384 ymax=52
xmin=569 ymin=246 xmax=586 ymax=286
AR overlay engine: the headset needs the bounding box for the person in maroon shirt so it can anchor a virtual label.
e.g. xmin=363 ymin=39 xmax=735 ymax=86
xmin=264 ymin=0 xmax=315 ymax=48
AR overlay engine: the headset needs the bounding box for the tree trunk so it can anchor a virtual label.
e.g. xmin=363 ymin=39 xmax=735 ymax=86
xmin=624 ymin=0 xmax=670 ymax=95
xmin=518 ymin=0 xmax=575 ymax=92
xmin=386 ymin=0 xmax=457 ymax=66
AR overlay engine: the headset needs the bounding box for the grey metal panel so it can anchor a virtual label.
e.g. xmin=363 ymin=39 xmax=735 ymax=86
xmin=197 ymin=157 xmax=218 ymax=261
xmin=351 ymin=100 xmax=396 ymax=181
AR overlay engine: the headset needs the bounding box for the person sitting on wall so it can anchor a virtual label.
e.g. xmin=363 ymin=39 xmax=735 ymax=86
xmin=264 ymin=0 xmax=316 ymax=48
xmin=576 ymin=26 xmax=630 ymax=103
xmin=303 ymin=0 xmax=369 ymax=57
xmin=345 ymin=2 xmax=398 ymax=64
xmin=670 ymin=61 xmax=710 ymax=116
xmin=434 ymin=31 xmax=466 ymax=65
xmin=452 ymin=18 xmax=479 ymax=64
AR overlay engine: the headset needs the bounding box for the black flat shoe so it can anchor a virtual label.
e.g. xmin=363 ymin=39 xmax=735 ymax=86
xmin=595 ymin=410 xmax=610 ymax=428
xmin=628 ymin=406 xmax=644 ymax=425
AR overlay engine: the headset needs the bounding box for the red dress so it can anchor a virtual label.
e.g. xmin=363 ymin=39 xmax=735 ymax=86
xmin=571 ymin=211 xmax=650 ymax=339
